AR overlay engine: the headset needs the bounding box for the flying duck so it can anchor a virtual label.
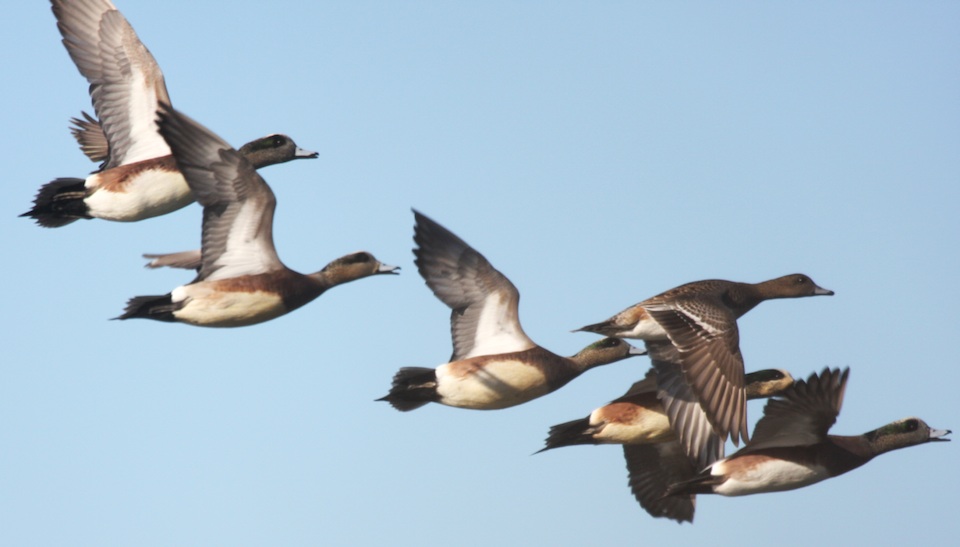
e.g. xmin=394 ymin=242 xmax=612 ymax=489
xmin=666 ymin=368 xmax=950 ymax=498
xmin=378 ymin=211 xmax=644 ymax=411
xmin=577 ymin=274 xmax=833 ymax=464
xmin=115 ymin=103 xmax=397 ymax=327
xmin=21 ymin=0 xmax=317 ymax=228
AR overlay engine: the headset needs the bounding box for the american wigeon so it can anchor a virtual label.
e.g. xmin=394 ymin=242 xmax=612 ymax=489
xmin=20 ymin=0 xmax=317 ymax=228
xmin=67 ymin=111 xmax=314 ymax=174
xmin=377 ymin=211 xmax=644 ymax=411
xmin=577 ymin=274 xmax=833 ymax=464
xmin=114 ymin=104 xmax=397 ymax=327
xmin=666 ymin=368 xmax=951 ymax=498
xmin=537 ymin=365 xmax=793 ymax=523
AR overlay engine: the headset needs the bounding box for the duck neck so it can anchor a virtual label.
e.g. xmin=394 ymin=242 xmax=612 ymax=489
xmin=307 ymin=267 xmax=371 ymax=291
xmin=244 ymin=151 xmax=278 ymax=169
xmin=568 ymin=350 xmax=616 ymax=372
xmin=722 ymin=284 xmax=765 ymax=316
xmin=306 ymin=270 xmax=339 ymax=292
xmin=861 ymin=427 xmax=913 ymax=457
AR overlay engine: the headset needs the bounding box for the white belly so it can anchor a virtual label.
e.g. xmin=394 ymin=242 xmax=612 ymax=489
xmin=172 ymin=285 xmax=286 ymax=327
xmin=85 ymin=170 xmax=193 ymax=221
xmin=436 ymin=359 xmax=549 ymax=410
xmin=713 ymin=458 xmax=828 ymax=496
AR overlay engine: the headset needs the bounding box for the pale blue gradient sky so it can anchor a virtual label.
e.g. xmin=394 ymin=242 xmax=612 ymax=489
xmin=2 ymin=2 xmax=958 ymax=546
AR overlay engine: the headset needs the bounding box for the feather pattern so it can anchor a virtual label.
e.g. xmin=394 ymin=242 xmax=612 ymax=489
xmin=52 ymin=0 xmax=171 ymax=167
xmin=648 ymin=341 xmax=726 ymax=469
xmin=744 ymin=368 xmax=848 ymax=452
xmin=156 ymin=103 xmax=284 ymax=281
xmin=413 ymin=210 xmax=535 ymax=360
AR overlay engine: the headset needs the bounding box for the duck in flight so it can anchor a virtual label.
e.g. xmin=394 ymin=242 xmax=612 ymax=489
xmin=577 ymin=274 xmax=833 ymax=466
xmin=21 ymin=0 xmax=316 ymax=228
xmin=378 ymin=211 xmax=644 ymax=411
xmin=666 ymin=368 xmax=950 ymax=498
xmin=116 ymin=103 xmax=397 ymax=327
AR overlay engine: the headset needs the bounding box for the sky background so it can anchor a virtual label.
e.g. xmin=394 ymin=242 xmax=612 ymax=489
xmin=2 ymin=1 xmax=958 ymax=546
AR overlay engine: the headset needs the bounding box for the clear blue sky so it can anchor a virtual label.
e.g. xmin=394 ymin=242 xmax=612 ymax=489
xmin=3 ymin=2 xmax=957 ymax=545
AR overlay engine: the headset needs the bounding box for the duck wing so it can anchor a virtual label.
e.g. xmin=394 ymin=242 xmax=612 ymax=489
xmin=413 ymin=210 xmax=536 ymax=361
xmin=53 ymin=0 xmax=172 ymax=167
xmin=646 ymin=341 xmax=725 ymax=469
xmin=624 ymin=442 xmax=697 ymax=524
xmin=644 ymin=296 xmax=748 ymax=448
xmin=156 ymin=103 xmax=283 ymax=281
xmin=745 ymin=367 xmax=849 ymax=452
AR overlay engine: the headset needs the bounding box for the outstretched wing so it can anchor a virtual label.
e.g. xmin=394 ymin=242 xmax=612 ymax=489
xmin=745 ymin=367 xmax=849 ymax=452
xmin=413 ymin=210 xmax=535 ymax=361
xmin=53 ymin=0 xmax=172 ymax=167
xmin=156 ymin=104 xmax=283 ymax=281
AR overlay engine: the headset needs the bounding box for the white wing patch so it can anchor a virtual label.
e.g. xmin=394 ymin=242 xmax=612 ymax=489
xmin=120 ymin=70 xmax=170 ymax=163
xmin=204 ymin=200 xmax=278 ymax=281
xmin=461 ymin=292 xmax=535 ymax=359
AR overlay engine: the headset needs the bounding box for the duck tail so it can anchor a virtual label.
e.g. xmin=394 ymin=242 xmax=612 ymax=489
xmin=376 ymin=367 xmax=438 ymax=411
xmin=664 ymin=471 xmax=721 ymax=497
xmin=536 ymin=417 xmax=597 ymax=453
xmin=113 ymin=294 xmax=178 ymax=322
xmin=20 ymin=177 xmax=90 ymax=227
xmin=573 ymin=319 xmax=617 ymax=336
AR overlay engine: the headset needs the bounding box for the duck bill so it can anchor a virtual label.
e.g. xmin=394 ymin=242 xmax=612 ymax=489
xmin=813 ymin=285 xmax=834 ymax=296
xmin=295 ymin=147 xmax=319 ymax=159
xmin=378 ymin=264 xmax=401 ymax=275
xmin=929 ymin=428 xmax=952 ymax=441
xmin=627 ymin=344 xmax=648 ymax=357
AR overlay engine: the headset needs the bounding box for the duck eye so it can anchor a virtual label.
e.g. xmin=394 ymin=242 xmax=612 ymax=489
xmin=796 ymin=276 xmax=808 ymax=285
xmin=905 ymin=419 xmax=919 ymax=432
xmin=272 ymin=136 xmax=286 ymax=147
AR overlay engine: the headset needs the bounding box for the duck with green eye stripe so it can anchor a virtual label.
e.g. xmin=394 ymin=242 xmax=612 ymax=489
xmin=666 ymin=368 xmax=950 ymax=498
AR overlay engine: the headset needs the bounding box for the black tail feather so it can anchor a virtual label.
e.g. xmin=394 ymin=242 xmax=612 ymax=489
xmin=376 ymin=367 xmax=439 ymax=412
xmin=536 ymin=417 xmax=596 ymax=453
xmin=21 ymin=178 xmax=90 ymax=227
xmin=664 ymin=471 xmax=722 ymax=497
xmin=114 ymin=294 xmax=178 ymax=322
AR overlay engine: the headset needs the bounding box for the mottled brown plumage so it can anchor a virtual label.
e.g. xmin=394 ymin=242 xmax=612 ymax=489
xmin=578 ymin=274 xmax=833 ymax=466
